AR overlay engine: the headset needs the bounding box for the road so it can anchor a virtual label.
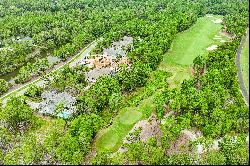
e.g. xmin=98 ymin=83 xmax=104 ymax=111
xmin=236 ymin=29 xmax=249 ymax=106
xmin=0 ymin=40 xmax=97 ymax=103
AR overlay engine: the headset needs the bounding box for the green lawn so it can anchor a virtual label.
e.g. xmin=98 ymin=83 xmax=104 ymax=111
xmin=240 ymin=34 xmax=249 ymax=91
xmin=95 ymin=94 xmax=157 ymax=152
xmin=119 ymin=109 xmax=142 ymax=125
xmin=94 ymin=15 xmax=227 ymax=153
xmin=94 ymin=70 xmax=168 ymax=152
xmin=159 ymin=63 xmax=191 ymax=88
xmin=159 ymin=15 xmax=229 ymax=88
xmin=163 ymin=15 xmax=225 ymax=66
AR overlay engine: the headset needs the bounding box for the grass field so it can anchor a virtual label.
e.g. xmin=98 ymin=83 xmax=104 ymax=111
xmin=159 ymin=63 xmax=192 ymax=88
xmin=159 ymin=15 xmax=228 ymax=88
xmin=93 ymin=15 xmax=228 ymax=153
xmin=163 ymin=15 xmax=224 ymax=66
xmin=94 ymin=70 xmax=171 ymax=152
xmin=240 ymin=34 xmax=249 ymax=91
xmin=95 ymin=92 xmax=160 ymax=151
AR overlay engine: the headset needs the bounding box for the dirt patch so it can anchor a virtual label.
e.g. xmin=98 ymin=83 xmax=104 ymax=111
xmin=166 ymin=129 xmax=197 ymax=155
xmin=119 ymin=114 xmax=162 ymax=153
xmin=82 ymin=149 xmax=97 ymax=165
xmin=220 ymin=29 xmax=235 ymax=40
xmin=139 ymin=114 xmax=162 ymax=143
xmin=166 ymin=129 xmax=204 ymax=155
xmin=130 ymin=114 xmax=162 ymax=143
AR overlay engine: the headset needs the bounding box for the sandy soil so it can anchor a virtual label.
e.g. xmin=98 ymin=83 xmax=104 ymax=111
xmin=118 ymin=114 xmax=162 ymax=153
xmin=212 ymin=19 xmax=223 ymax=24
xmin=206 ymin=45 xmax=218 ymax=51
xmin=206 ymin=14 xmax=213 ymax=18
xmin=213 ymin=37 xmax=222 ymax=40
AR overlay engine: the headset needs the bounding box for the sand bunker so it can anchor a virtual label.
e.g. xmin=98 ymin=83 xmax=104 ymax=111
xmin=206 ymin=45 xmax=218 ymax=51
xmin=206 ymin=14 xmax=213 ymax=18
xmin=212 ymin=19 xmax=223 ymax=24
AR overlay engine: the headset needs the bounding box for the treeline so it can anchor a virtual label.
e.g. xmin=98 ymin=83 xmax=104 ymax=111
xmin=0 ymin=0 xmax=249 ymax=165
xmin=162 ymin=40 xmax=249 ymax=137
xmin=90 ymin=115 xmax=248 ymax=165
xmin=90 ymin=0 xmax=249 ymax=164
xmin=160 ymin=0 xmax=249 ymax=137
xmin=0 ymin=0 xmax=131 ymax=75
xmin=90 ymin=0 xmax=249 ymax=165
xmin=0 ymin=0 xmax=197 ymax=95
xmin=0 ymin=97 xmax=104 ymax=164
xmin=0 ymin=0 xmax=201 ymax=164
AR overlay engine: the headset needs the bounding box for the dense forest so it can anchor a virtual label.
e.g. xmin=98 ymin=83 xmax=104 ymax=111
xmin=0 ymin=0 xmax=249 ymax=165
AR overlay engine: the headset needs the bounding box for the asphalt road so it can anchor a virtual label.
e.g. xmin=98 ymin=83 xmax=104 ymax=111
xmin=236 ymin=29 xmax=249 ymax=106
xmin=0 ymin=41 xmax=97 ymax=103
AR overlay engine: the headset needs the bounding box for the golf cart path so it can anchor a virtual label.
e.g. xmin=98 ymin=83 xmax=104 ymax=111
xmin=236 ymin=29 xmax=249 ymax=106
